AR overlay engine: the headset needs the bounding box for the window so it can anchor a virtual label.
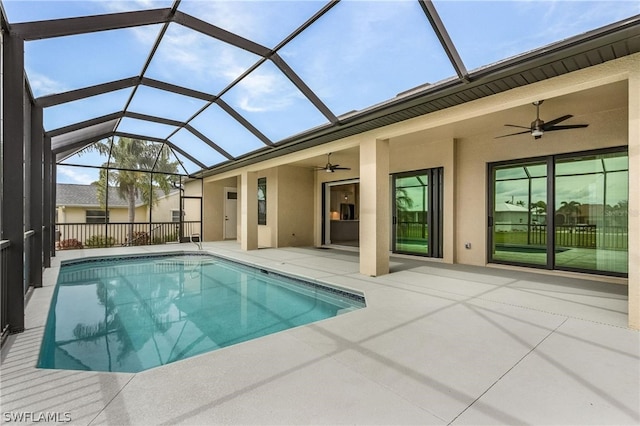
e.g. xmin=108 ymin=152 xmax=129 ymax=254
xmin=171 ymin=210 xmax=181 ymax=223
xmin=489 ymin=148 xmax=628 ymax=276
xmin=86 ymin=210 xmax=109 ymax=224
xmin=258 ymin=177 xmax=266 ymax=225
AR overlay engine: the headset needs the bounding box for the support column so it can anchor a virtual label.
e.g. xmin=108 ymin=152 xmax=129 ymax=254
xmin=51 ymin=164 xmax=57 ymax=257
xmin=2 ymin=34 xmax=25 ymax=333
xmin=628 ymin=70 xmax=640 ymax=330
xmin=240 ymin=171 xmax=258 ymax=251
xmin=359 ymin=138 xmax=390 ymax=276
xmin=43 ymin=135 xmax=52 ymax=267
xmin=30 ymin=105 xmax=43 ymax=287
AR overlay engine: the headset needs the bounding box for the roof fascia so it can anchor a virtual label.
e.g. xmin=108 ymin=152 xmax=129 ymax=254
xmin=11 ymin=8 xmax=172 ymax=40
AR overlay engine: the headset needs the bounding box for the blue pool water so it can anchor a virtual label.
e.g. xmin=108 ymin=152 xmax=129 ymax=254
xmin=38 ymin=253 xmax=365 ymax=373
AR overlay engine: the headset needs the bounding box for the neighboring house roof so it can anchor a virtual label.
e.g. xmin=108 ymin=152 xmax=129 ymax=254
xmin=495 ymin=202 xmax=529 ymax=213
xmin=56 ymin=183 xmax=175 ymax=208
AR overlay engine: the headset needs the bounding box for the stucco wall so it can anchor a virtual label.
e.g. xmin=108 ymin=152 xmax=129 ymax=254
xmin=276 ymin=165 xmax=315 ymax=247
xmin=57 ymin=206 xmax=141 ymax=223
xmin=203 ymin=176 xmax=237 ymax=241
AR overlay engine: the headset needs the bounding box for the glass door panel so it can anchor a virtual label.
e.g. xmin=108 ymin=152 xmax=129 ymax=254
xmin=394 ymin=174 xmax=429 ymax=256
xmin=491 ymin=161 xmax=548 ymax=266
xmin=325 ymin=181 xmax=360 ymax=247
xmin=554 ymin=152 xmax=628 ymax=274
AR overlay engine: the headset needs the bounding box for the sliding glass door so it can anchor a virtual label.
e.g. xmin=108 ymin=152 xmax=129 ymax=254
xmin=490 ymin=160 xmax=548 ymax=266
xmin=489 ymin=148 xmax=628 ymax=276
xmin=392 ymin=168 xmax=443 ymax=258
xmin=554 ymin=151 xmax=628 ymax=274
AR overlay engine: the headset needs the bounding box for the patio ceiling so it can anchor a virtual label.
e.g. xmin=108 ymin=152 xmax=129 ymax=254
xmin=2 ymin=0 xmax=639 ymax=178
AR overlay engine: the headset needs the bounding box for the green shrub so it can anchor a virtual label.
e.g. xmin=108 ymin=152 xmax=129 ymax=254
xmin=85 ymin=235 xmax=116 ymax=248
xmin=128 ymin=231 xmax=150 ymax=246
xmin=152 ymin=232 xmax=178 ymax=245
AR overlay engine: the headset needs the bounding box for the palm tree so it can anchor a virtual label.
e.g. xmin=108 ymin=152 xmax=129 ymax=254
xmin=85 ymin=137 xmax=179 ymax=242
xmin=558 ymin=200 xmax=581 ymax=225
xmin=395 ymin=187 xmax=415 ymax=238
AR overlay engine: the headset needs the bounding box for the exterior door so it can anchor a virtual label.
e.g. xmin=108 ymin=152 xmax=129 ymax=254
xmin=224 ymin=187 xmax=237 ymax=240
xmin=392 ymin=168 xmax=443 ymax=258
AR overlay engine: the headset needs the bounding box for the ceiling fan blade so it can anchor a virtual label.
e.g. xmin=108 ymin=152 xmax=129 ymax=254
xmin=542 ymin=114 xmax=573 ymax=129
xmin=333 ymin=167 xmax=351 ymax=170
xmin=495 ymin=130 xmax=531 ymax=139
xmin=504 ymin=124 xmax=531 ymax=130
xmin=545 ymin=124 xmax=589 ymax=132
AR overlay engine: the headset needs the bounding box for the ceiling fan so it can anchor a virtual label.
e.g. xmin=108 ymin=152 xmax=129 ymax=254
xmin=496 ymin=100 xmax=588 ymax=140
xmin=314 ymin=153 xmax=351 ymax=173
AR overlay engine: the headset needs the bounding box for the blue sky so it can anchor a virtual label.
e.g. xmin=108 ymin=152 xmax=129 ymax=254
xmin=3 ymin=0 xmax=639 ymax=184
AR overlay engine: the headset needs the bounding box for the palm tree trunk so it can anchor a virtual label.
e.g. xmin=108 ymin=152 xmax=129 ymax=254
xmin=128 ymin=186 xmax=136 ymax=243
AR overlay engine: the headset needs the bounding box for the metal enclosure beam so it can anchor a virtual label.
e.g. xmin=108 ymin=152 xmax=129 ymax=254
xmin=125 ymin=111 xmax=185 ymax=128
xmin=52 ymin=131 xmax=114 ymax=155
xmin=2 ymin=34 xmax=25 ymax=333
xmin=11 ymin=8 xmax=172 ymax=40
xmin=141 ymin=77 xmax=214 ymax=101
xmin=173 ymin=11 xmax=271 ymax=57
xmin=270 ymin=53 xmax=339 ymax=124
xmin=47 ymin=112 xmax=122 ymax=138
xmin=30 ymin=105 xmax=43 ymax=287
xmin=43 ymin=135 xmax=52 ymax=268
xmin=215 ymin=99 xmax=274 ymax=146
xmin=184 ymin=125 xmax=234 ymax=160
xmin=51 ymin=166 xmax=57 ymax=258
xmin=418 ymin=0 xmax=469 ymax=81
xmin=36 ymin=77 xmax=139 ymax=108
xmin=163 ymin=141 xmax=208 ymax=170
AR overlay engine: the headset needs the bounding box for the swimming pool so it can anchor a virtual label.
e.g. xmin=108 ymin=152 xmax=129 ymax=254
xmin=38 ymin=252 xmax=365 ymax=373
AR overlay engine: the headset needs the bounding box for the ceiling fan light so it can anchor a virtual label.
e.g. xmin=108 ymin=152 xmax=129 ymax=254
xmin=325 ymin=168 xmax=334 ymax=173
xmin=531 ymin=129 xmax=544 ymax=137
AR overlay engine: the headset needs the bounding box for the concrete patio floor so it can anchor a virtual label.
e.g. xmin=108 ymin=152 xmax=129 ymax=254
xmin=1 ymin=241 xmax=638 ymax=425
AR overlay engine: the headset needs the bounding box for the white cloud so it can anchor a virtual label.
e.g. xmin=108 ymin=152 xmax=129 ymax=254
xmin=27 ymin=71 xmax=68 ymax=97
xmin=57 ymin=166 xmax=97 ymax=185
xmin=234 ymin=66 xmax=301 ymax=113
xmin=97 ymin=0 xmax=170 ymax=14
